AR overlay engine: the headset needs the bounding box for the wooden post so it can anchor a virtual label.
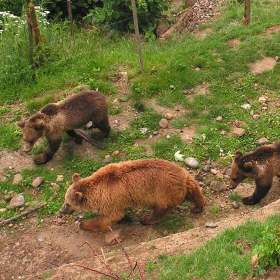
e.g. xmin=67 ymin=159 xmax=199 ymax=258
xmin=67 ymin=0 xmax=75 ymax=42
xmin=131 ymin=0 xmax=144 ymax=74
xmin=243 ymin=0 xmax=251 ymax=25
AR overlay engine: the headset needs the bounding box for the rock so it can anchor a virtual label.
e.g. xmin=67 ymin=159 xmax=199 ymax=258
xmin=275 ymin=56 xmax=279 ymax=62
xmin=232 ymin=127 xmax=245 ymax=137
xmin=56 ymin=175 xmax=64 ymax=182
xmin=32 ymin=177 xmax=44 ymax=188
xmin=165 ymin=113 xmax=173 ymax=120
xmin=209 ymin=181 xmax=227 ymax=192
xmin=152 ymin=131 xmax=158 ymax=135
xmin=210 ymin=168 xmax=218 ymax=175
xmin=140 ymin=127 xmax=148 ymax=134
xmin=257 ymin=137 xmax=268 ymax=146
xmin=184 ymin=157 xmax=199 ymax=169
xmin=159 ymin=118 xmax=169 ymax=128
xmin=112 ymin=150 xmax=120 ymax=156
xmin=12 ymin=173 xmax=23 ymax=184
xmin=216 ymin=116 xmax=222 ymax=121
xmin=232 ymin=201 xmax=239 ymax=209
xmin=8 ymin=194 xmax=25 ymax=209
xmin=205 ymin=222 xmax=217 ymax=228
xmin=38 ymin=237 xmax=45 ymax=242
xmin=0 ymin=208 xmax=6 ymax=213
xmin=104 ymin=229 xmax=124 ymax=245
xmin=3 ymin=195 xmax=11 ymax=202
xmin=102 ymin=156 xmax=114 ymax=164
xmin=202 ymin=165 xmax=211 ymax=172
xmin=252 ymin=114 xmax=260 ymax=119
xmin=258 ymin=96 xmax=267 ymax=103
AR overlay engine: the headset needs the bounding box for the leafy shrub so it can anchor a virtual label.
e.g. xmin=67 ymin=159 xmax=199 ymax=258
xmin=253 ymin=225 xmax=280 ymax=276
xmin=84 ymin=0 xmax=169 ymax=38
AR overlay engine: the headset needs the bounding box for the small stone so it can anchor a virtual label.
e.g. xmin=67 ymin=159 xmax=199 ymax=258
xmin=165 ymin=113 xmax=173 ymax=120
xmin=8 ymin=223 xmax=13 ymax=228
xmin=258 ymin=96 xmax=267 ymax=103
xmin=51 ymin=183 xmax=60 ymax=191
xmin=252 ymin=114 xmax=260 ymax=119
xmin=232 ymin=201 xmax=239 ymax=209
xmin=8 ymin=194 xmax=25 ymax=209
xmin=159 ymin=118 xmax=169 ymax=129
xmin=0 ymin=208 xmax=6 ymax=213
xmin=216 ymin=116 xmax=222 ymax=121
xmin=232 ymin=127 xmax=245 ymax=137
xmin=209 ymin=181 xmax=227 ymax=192
xmin=152 ymin=131 xmax=158 ymax=135
xmin=112 ymin=150 xmax=120 ymax=156
xmin=32 ymin=177 xmax=44 ymax=188
xmin=205 ymin=222 xmax=217 ymax=228
xmin=275 ymin=56 xmax=279 ymax=62
xmin=257 ymin=138 xmax=268 ymax=146
xmin=102 ymin=156 xmax=114 ymax=164
xmin=56 ymin=175 xmax=64 ymax=182
xmin=104 ymin=229 xmax=124 ymax=245
xmin=210 ymin=169 xmax=218 ymax=175
xmin=12 ymin=173 xmax=23 ymax=184
xmin=105 ymin=154 xmax=111 ymax=159
xmin=3 ymin=195 xmax=11 ymax=202
xmin=38 ymin=237 xmax=45 ymax=242
xmin=202 ymin=165 xmax=211 ymax=172
xmin=86 ymin=121 xmax=93 ymax=128
xmin=184 ymin=157 xmax=199 ymax=169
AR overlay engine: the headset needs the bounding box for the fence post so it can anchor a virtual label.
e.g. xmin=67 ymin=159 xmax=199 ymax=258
xmin=243 ymin=0 xmax=251 ymax=25
xmin=67 ymin=0 xmax=75 ymax=42
xmin=131 ymin=0 xmax=144 ymax=74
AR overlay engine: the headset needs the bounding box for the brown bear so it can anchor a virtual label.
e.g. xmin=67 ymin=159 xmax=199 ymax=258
xmin=229 ymin=141 xmax=280 ymax=205
xmin=17 ymin=91 xmax=111 ymax=165
xmin=59 ymin=158 xmax=205 ymax=232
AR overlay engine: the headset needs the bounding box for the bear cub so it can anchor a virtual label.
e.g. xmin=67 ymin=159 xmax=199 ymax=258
xmin=17 ymin=91 xmax=110 ymax=164
xmin=230 ymin=141 xmax=280 ymax=205
xmin=60 ymin=158 xmax=205 ymax=232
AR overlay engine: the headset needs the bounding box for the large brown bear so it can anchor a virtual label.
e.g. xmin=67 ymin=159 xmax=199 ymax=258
xmin=59 ymin=158 xmax=205 ymax=232
xmin=17 ymin=91 xmax=111 ymax=164
xmin=229 ymin=141 xmax=280 ymax=205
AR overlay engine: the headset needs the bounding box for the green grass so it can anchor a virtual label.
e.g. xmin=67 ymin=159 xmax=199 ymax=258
xmin=0 ymin=0 xmax=280 ymax=277
xmin=151 ymin=215 xmax=280 ymax=280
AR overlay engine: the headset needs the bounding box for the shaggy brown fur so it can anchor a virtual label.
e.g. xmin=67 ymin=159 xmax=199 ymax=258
xmin=59 ymin=158 xmax=205 ymax=232
xmin=17 ymin=91 xmax=110 ymax=164
xmin=229 ymin=141 xmax=280 ymax=205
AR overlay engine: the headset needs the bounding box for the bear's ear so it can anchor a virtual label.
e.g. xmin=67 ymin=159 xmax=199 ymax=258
xmin=41 ymin=103 xmax=59 ymax=115
xmin=72 ymin=173 xmax=82 ymax=183
xmin=75 ymin=191 xmax=83 ymax=202
xmin=16 ymin=121 xmax=25 ymax=128
xmin=234 ymin=151 xmax=243 ymax=161
xmin=243 ymin=161 xmax=253 ymax=171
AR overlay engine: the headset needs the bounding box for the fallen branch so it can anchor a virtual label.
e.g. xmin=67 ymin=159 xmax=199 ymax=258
xmin=74 ymin=128 xmax=105 ymax=150
xmin=0 ymin=202 xmax=47 ymax=226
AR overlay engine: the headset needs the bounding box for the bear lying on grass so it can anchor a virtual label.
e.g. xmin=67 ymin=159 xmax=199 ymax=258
xmin=59 ymin=158 xmax=205 ymax=232
xmin=229 ymin=141 xmax=280 ymax=205
xmin=17 ymin=91 xmax=111 ymax=165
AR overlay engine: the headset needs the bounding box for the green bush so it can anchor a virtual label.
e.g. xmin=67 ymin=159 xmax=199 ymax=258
xmin=253 ymin=225 xmax=280 ymax=276
xmin=84 ymin=0 xmax=169 ymax=38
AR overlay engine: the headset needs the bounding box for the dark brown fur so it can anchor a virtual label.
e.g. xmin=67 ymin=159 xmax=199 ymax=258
xmin=229 ymin=141 xmax=280 ymax=205
xmin=59 ymin=159 xmax=205 ymax=232
xmin=17 ymin=91 xmax=110 ymax=164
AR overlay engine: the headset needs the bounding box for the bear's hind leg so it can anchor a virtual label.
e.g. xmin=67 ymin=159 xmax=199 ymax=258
xmin=66 ymin=130 xmax=83 ymax=144
xmin=80 ymin=215 xmax=115 ymax=232
xmin=141 ymin=206 xmax=173 ymax=225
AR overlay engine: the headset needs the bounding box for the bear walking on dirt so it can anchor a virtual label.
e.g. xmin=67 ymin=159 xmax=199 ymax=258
xmin=59 ymin=158 xmax=205 ymax=232
xmin=229 ymin=141 xmax=280 ymax=205
xmin=17 ymin=91 xmax=111 ymax=165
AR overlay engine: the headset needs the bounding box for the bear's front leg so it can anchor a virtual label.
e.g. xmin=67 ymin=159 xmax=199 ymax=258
xmin=242 ymin=178 xmax=272 ymax=205
xmin=34 ymin=137 xmax=62 ymax=165
xmin=80 ymin=215 xmax=114 ymax=232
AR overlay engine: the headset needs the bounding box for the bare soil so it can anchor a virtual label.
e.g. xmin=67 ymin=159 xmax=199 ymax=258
xmin=1 ymin=4 xmax=280 ymax=279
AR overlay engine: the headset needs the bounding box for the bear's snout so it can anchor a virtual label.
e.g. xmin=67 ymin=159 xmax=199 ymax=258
xmin=59 ymin=203 xmax=74 ymax=214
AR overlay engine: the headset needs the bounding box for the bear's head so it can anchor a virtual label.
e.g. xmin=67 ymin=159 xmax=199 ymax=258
xmin=59 ymin=173 xmax=85 ymax=214
xmin=229 ymin=151 xmax=256 ymax=189
xmin=17 ymin=113 xmax=46 ymax=152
